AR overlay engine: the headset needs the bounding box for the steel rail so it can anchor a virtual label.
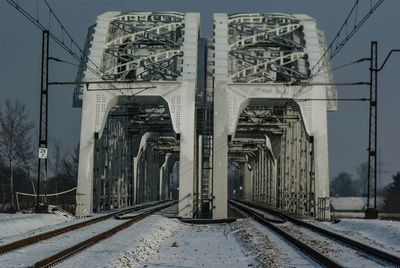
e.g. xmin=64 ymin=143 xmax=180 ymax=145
xmin=31 ymin=200 xmax=177 ymax=268
xmin=234 ymin=200 xmax=400 ymax=267
xmin=0 ymin=200 xmax=171 ymax=255
xmin=229 ymin=200 xmax=343 ymax=268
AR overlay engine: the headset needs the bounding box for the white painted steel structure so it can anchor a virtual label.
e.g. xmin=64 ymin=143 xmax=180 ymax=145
xmin=212 ymin=13 xmax=336 ymax=219
xmin=74 ymin=11 xmax=335 ymax=220
xmin=74 ymin=12 xmax=199 ymax=217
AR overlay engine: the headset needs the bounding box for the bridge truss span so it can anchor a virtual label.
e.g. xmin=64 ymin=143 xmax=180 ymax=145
xmin=74 ymin=12 xmax=200 ymax=218
xmin=74 ymin=11 xmax=336 ymax=220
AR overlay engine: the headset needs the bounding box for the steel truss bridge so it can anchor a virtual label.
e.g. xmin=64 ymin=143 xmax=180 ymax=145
xmin=73 ymin=12 xmax=336 ymax=220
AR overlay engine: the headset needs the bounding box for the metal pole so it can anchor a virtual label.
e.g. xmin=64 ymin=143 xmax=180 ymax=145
xmin=367 ymin=41 xmax=378 ymax=214
xmin=36 ymin=30 xmax=49 ymax=211
xmin=373 ymin=43 xmax=378 ymax=210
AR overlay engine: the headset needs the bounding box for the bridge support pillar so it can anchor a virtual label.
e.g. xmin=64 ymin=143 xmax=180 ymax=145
xmin=177 ymin=13 xmax=200 ymax=218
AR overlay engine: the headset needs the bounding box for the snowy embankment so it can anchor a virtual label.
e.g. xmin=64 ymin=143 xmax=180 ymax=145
xmin=0 ymin=211 xmax=74 ymax=243
xmin=58 ymin=215 xmax=182 ymax=268
xmin=60 ymin=215 xmax=317 ymax=268
xmin=317 ymin=218 xmax=400 ymax=256
xmin=59 ymin=215 xmax=256 ymax=268
xmin=142 ymin=220 xmax=254 ymax=268
xmin=232 ymin=218 xmax=316 ymax=267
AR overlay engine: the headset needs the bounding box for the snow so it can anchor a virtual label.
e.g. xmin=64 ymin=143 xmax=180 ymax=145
xmin=279 ymin=221 xmax=389 ymax=267
xmin=330 ymin=197 xmax=385 ymax=211
xmin=0 ymin=218 xmax=125 ymax=267
xmin=317 ymin=218 xmax=400 ymax=256
xmin=233 ymin=218 xmax=317 ymax=267
xmin=59 ymin=215 xmax=254 ymax=268
xmin=0 ymin=212 xmax=74 ymax=241
xmin=59 ymin=216 xmax=317 ymax=268
xmin=142 ymin=221 xmax=253 ymax=268
xmin=58 ymin=215 xmax=182 ymax=268
xmin=2 ymin=206 xmax=399 ymax=268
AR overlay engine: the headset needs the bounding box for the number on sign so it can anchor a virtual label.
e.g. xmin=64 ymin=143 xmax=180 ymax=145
xmin=38 ymin=148 xmax=48 ymax=159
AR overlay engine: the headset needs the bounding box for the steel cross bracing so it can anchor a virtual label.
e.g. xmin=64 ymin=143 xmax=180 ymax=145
xmin=93 ymin=103 xmax=178 ymax=212
xmin=228 ymin=13 xmax=308 ymax=83
xmin=72 ymin=11 xmax=333 ymax=220
xmin=199 ymin=89 xmax=214 ymax=218
xmin=228 ymin=103 xmax=315 ymax=216
xmin=102 ymin=13 xmax=184 ymax=81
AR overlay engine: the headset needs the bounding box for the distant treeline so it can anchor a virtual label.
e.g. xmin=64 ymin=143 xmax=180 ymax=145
xmin=330 ymin=162 xmax=400 ymax=213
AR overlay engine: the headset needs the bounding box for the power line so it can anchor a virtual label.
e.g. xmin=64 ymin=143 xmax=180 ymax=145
xmin=5 ymin=0 xmax=153 ymax=98
xmin=311 ymin=0 xmax=385 ymax=79
xmin=377 ymin=49 xmax=400 ymax=71
xmin=292 ymin=0 xmax=385 ymax=99
xmin=328 ymin=57 xmax=370 ymax=73
xmin=49 ymin=57 xmax=80 ymax=67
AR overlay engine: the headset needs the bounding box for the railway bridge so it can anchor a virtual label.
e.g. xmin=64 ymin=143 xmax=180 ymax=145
xmin=73 ymin=11 xmax=336 ymax=220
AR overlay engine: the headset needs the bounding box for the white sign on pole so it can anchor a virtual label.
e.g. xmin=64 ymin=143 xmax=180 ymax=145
xmin=38 ymin=148 xmax=48 ymax=159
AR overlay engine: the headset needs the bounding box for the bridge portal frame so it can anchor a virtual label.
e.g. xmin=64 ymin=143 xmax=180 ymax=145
xmin=75 ymin=12 xmax=200 ymax=218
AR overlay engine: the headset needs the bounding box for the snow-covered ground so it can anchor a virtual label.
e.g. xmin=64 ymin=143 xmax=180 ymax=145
xmin=142 ymin=221 xmax=253 ymax=268
xmin=1 ymin=209 xmax=399 ymax=268
xmin=232 ymin=218 xmax=317 ymax=267
xmin=0 ymin=218 xmax=127 ymax=267
xmin=59 ymin=216 xmax=317 ymax=268
xmin=0 ymin=212 xmax=75 ymax=244
xmin=58 ymin=215 xmax=183 ymax=268
xmin=316 ymin=218 xmax=400 ymax=256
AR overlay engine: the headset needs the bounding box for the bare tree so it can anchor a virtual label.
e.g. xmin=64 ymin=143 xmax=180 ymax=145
xmin=0 ymin=99 xmax=34 ymax=210
xmin=330 ymin=172 xmax=356 ymax=197
xmin=18 ymin=137 xmax=37 ymax=196
xmin=49 ymin=139 xmax=63 ymax=202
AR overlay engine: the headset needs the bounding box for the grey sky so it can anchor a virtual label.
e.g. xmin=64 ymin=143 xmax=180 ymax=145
xmin=0 ymin=0 xmax=399 ymax=187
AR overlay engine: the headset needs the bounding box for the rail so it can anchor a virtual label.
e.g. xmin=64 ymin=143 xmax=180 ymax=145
xmin=31 ymin=200 xmax=177 ymax=268
xmin=0 ymin=200 xmax=172 ymax=255
xmin=229 ymin=200 xmax=342 ymax=267
xmin=232 ymin=200 xmax=400 ymax=267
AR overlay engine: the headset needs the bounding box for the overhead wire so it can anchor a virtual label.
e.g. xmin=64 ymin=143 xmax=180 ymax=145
xmin=323 ymin=57 xmax=370 ymax=73
xmin=6 ymin=0 xmax=155 ymax=97
xmin=42 ymin=0 xmax=159 ymax=97
xmin=290 ymin=0 xmax=385 ymax=100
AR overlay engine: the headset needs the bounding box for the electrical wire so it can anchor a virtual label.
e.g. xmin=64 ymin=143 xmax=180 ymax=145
xmin=321 ymin=57 xmax=370 ymax=73
xmin=291 ymin=0 xmax=385 ymax=100
xmin=49 ymin=57 xmax=80 ymax=67
xmin=5 ymin=0 xmax=154 ymax=98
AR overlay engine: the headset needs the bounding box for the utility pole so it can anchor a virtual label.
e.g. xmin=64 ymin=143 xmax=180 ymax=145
xmin=365 ymin=43 xmax=400 ymax=219
xmin=365 ymin=41 xmax=378 ymax=219
xmin=36 ymin=30 xmax=49 ymax=212
xmin=366 ymin=41 xmax=378 ymax=219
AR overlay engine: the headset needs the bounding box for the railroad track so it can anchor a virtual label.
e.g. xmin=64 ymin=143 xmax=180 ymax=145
xmin=30 ymin=200 xmax=177 ymax=268
xmin=230 ymin=200 xmax=400 ymax=268
xmin=0 ymin=200 xmax=172 ymax=255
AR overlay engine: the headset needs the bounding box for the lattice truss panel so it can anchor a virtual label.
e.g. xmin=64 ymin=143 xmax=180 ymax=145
xmin=230 ymin=105 xmax=315 ymax=216
xmin=93 ymin=103 xmax=178 ymax=212
xmin=227 ymin=13 xmax=309 ymax=83
xmin=102 ymin=12 xmax=185 ymax=80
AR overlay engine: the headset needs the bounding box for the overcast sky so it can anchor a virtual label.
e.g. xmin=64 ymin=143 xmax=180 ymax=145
xmin=0 ymin=0 xmax=399 ymax=187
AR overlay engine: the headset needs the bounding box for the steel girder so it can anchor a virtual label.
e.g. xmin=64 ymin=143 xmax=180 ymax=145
xmin=102 ymin=12 xmax=185 ymax=81
xmin=230 ymin=104 xmax=315 ymax=216
xmin=227 ymin=13 xmax=308 ymax=83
